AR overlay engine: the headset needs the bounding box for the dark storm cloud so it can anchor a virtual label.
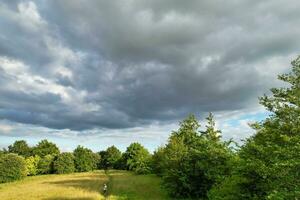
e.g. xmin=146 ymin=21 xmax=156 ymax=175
xmin=0 ymin=0 xmax=299 ymax=130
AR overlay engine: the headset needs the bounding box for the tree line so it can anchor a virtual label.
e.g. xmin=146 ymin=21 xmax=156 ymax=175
xmin=0 ymin=56 xmax=299 ymax=199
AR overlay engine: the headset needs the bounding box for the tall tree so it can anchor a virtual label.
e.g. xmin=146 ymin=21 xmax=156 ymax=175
xmin=162 ymin=114 xmax=234 ymax=199
xmin=123 ymin=142 xmax=151 ymax=174
xmin=32 ymin=140 xmax=60 ymax=157
xmin=210 ymin=56 xmax=300 ymax=199
xmin=101 ymin=146 xmax=122 ymax=169
xmin=73 ymin=146 xmax=98 ymax=172
xmin=201 ymin=113 xmax=221 ymax=141
xmin=8 ymin=140 xmax=31 ymax=157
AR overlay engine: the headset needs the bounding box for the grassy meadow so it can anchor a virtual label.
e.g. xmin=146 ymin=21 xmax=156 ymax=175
xmin=0 ymin=170 xmax=169 ymax=200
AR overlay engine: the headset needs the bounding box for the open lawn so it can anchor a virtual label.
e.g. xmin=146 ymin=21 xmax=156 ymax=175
xmin=0 ymin=170 xmax=170 ymax=200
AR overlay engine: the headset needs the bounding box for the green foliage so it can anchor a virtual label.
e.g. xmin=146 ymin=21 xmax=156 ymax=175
xmin=37 ymin=154 xmax=54 ymax=174
xmin=53 ymin=153 xmax=75 ymax=174
xmin=92 ymin=152 xmax=101 ymax=170
xmin=123 ymin=142 xmax=152 ymax=174
xmin=100 ymin=145 xmax=122 ymax=169
xmin=8 ymin=140 xmax=31 ymax=157
xmin=211 ymin=56 xmax=300 ymax=199
xmin=117 ymin=153 xmax=129 ymax=170
xmin=151 ymin=146 xmax=166 ymax=176
xmin=25 ymin=155 xmax=40 ymax=176
xmin=201 ymin=112 xmax=221 ymax=141
xmin=0 ymin=153 xmax=27 ymax=183
xmin=161 ymin=114 xmax=234 ymax=199
xmin=73 ymin=146 xmax=98 ymax=172
xmin=32 ymin=140 xmax=60 ymax=157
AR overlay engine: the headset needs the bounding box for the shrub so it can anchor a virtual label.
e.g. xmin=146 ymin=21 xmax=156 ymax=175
xmin=0 ymin=153 xmax=27 ymax=183
xmin=37 ymin=154 xmax=54 ymax=174
xmin=54 ymin=153 xmax=75 ymax=174
xmin=25 ymin=155 xmax=40 ymax=176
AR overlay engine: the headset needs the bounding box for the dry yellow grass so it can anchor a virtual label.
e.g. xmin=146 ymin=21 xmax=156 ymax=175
xmin=0 ymin=170 xmax=170 ymax=200
xmin=0 ymin=171 xmax=108 ymax=200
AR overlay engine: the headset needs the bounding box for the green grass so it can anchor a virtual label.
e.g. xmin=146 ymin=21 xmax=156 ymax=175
xmin=107 ymin=170 xmax=170 ymax=200
xmin=0 ymin=170 xmax=170 ymax=200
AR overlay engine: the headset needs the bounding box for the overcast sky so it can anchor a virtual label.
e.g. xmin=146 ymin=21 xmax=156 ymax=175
xmin=0 ymin=0 xmax=299 ymax=152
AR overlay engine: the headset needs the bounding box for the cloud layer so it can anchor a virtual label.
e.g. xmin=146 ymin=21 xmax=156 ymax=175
xmin=0 ymin=0 xmax=299 ymax=134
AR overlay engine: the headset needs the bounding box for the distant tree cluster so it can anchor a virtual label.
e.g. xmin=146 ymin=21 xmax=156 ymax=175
xmin=0 ymin=139 xmax=152 ymax=183
xmin=0 ymin=56 xmax=299 ymax=199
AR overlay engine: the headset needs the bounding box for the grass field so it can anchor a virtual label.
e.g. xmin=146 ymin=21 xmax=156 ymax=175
xmin=0 ymin=170 xmax=170 ymax=200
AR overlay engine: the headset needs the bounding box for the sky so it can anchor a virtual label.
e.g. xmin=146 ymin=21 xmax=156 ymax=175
xmin=0 ymin=0 xmax=299 ymax=152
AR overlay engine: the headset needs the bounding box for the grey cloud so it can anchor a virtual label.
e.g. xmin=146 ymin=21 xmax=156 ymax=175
xmin=0 ymin=0 xmax=299 ymax=131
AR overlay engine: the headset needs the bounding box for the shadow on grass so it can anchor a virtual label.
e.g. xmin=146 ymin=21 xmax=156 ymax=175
xmin=43 ymin=198 xmax=94 ymax=200
xmin=43 ymin=174 xmax=107 ymax=197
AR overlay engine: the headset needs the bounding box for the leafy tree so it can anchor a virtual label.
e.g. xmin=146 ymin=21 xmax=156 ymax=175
xmin=37 ymin=154 xmax=54 ymax=174
xmin=201 ymin=112 xmax=221 ymax=141
xmin=8 ymin=140 xmax=31 ymax=157
xmin=32 ymin=140 xmax=60 ymax=157
xmin=54 ymin=153 xmax=75 ymax=174
xmin=25 ymin=155 xmax=40 ymax=176
xmin=123 ymin=142 xmax=152 ymax=174
xmin=100 ymin=146 xmax=122 ymax=169
xmin=210 ymin=56 xmax=300 ymax=199
xmin=73 ymin=146 xmax=97 ymax=172
xmin=162 ymin=114 xmax=234 ymax=199
xmin=0 ymin=153 xmax=27 ymax=183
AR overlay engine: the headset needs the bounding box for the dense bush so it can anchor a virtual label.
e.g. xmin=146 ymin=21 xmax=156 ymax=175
xmin=74 ymin=146 xmax=99 ymax=172
xmin=123 ymin=142 xmax=152 ymax=174
xmin=32 ymin=140 xmax=60 ymax=157
xmin=25 ymin=155 xmax=40 ymax=176
xmin=37 ymin=154 xmax=55 ymax=174
xmin=0 ymin=153 xmax=27 ymax=183
xmin=54 ymin=153 xmax=75 ymax=174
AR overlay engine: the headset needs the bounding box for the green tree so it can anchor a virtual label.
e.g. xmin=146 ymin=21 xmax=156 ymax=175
xmin=54 ymin=153 xmax=75 ymax=174
xmin=210 ymin=56 xmax=300 ymax=199
xmin=32 ymin=140 xmax=60 ymax=157
xmin=162 ymin=114 xmax=234 ymax=199
xmin=152 ymin=146 xmax=166 ymax=176
xmin=73 ymin=146 xmax=97 ymax=172
xmin=123 ymin=142 xmax=152 ymax=174
xmin=201 ymin=112 xmax=221 ymax=141
xmin=8 ymin=140 xmax=31 ymax=157
xmin=25 ymin=155 xmax=40 ymax=176
xmin=37 ymin=154 xmax=54 ymax=174
xmin=100 ymin=146 xmax=122 ymax=169
xmin=0 ymin=153 xmax=27 ymax=183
